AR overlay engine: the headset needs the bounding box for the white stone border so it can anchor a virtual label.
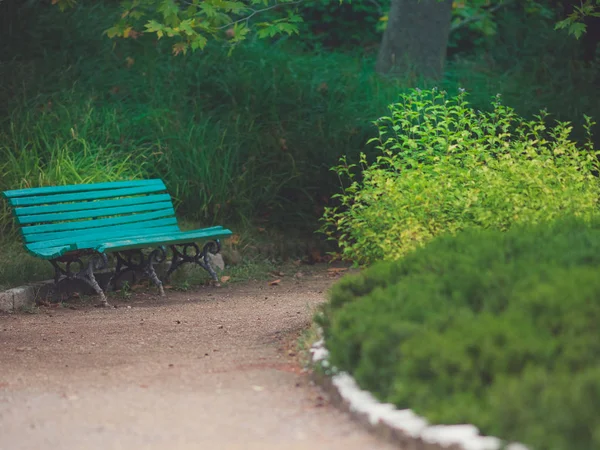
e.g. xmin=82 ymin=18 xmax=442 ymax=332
xmin=0 ymin=281 xmax=52 ymax=312
xmin=310 ymin=337 xmax=529 ymax=450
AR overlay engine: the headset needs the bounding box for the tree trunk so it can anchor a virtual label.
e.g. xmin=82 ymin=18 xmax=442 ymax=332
xmin=376 ymin=0 xmax=453 ymax=80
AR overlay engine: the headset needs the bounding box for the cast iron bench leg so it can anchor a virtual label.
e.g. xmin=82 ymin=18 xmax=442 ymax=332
xmin=108 ymin=247 xmax=166 ymax=296
xmin=165 ymin=240 xmax=221 ymax=284
xmin=50 ymin=253 xmax=109 ymax=307
xmin=143 ymin=248 xmax=166 ymax=297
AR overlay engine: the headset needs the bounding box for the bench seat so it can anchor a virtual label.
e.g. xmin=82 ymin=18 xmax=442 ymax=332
xmin=25 ymin=226 xmax=229 ymax=259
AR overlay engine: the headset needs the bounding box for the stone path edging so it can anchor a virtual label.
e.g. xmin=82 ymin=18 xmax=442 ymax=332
xmin=0 ymin=272 xmax=113 ymax=313
xmin=0 ymin=280 xmax=52 ymax=312
xmin=309 ymin=337 xmax=529 ymax=450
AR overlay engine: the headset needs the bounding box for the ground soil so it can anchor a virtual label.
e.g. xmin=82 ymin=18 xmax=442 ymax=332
xmin=0 ymin=265 xmax=395 ymax=450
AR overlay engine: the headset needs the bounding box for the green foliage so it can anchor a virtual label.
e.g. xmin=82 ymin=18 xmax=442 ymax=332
xmin=555 ymin=0 xmax=600 ymax=38
xmin=79 ymin=0 xmax=596 ymax=55
xmin=55 ymin=0 xmax=303 ymax=55
xmin=438 ymin=0 xmax=598 ymax=43
xmin=376 ymin=1 xmax=557 ymax=51
xmin=448 ymin=0 xmax=504 ymax=47
xmin=451 ymin=8 xmax=600 ymax=134
xmin=318 ymin=218 xmax=600 ymax=450
xmin=321 ymin=88 xmax=600 ymax=265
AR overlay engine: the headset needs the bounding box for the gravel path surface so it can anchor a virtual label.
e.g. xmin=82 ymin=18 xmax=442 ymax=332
xmin=0 ymin=268 xmax=395 ymax=450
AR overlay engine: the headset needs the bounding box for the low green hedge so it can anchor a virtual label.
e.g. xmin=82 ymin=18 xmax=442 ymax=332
xmin=317 ymin=217 xmax=600 ymax=450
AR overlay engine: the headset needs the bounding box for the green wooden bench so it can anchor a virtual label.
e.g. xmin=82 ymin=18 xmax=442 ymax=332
xmin=2 ymin=179 xmax=232 ymax=306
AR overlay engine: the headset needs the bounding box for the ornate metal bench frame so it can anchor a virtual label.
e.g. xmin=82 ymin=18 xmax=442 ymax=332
xmin=50 ymin=240 xmax=222 ymax=306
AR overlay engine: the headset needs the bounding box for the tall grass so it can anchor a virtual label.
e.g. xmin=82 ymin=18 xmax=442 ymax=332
xmin=0 ymin=3 xmax=406 ymax=235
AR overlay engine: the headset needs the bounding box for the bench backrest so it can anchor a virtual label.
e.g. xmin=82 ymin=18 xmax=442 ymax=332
xmin=2 ymin=179 xmax=179 ymax=245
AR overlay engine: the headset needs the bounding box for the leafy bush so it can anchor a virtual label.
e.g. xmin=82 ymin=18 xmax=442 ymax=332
xmin=317 ymin=218 xmax=600 ymax=450
xmin=321 ymin=88 xmax=600 ymax=265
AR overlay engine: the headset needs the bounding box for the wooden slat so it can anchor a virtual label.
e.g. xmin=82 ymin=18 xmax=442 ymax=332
xmin=25 ymin=244 xmax=76 ymax=260
xmin=25 ymin=226 xmax=231 ymax=260
xmin=8 ymin=185 xmax=166 ymax=207
xmin=22 ymin=208 xmax=175 ymax=236
xmin=17 ymin=201 xmax=175 ymax=225
xmin=23 ymin=218 xmax=180 ymax=244
xmin=2 ymin=179 xmax=164 ymax=199
xmin=166 ymin=225 xmax=224 ymax=234
xmin=25 ymin=223 xmax=189 ymax=250
xmin=13 ymin=193 xmax=172 ymax=216
xmin=86 ymin=228 xmax=233 ymax=253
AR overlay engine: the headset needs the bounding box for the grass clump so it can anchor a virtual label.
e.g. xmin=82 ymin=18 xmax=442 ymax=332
xmin=318 ymin=218 xmax=600 ymax=450
xmin=321 ymin=88 xmax=600 ymax=265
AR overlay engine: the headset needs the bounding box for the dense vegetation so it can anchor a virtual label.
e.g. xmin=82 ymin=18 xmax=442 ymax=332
xmin=318 ymin=218 xmax=600 ymax=450
xmin=1 ymin=1 xmax=599 ymax=236
xmin=321 ymin=88 xmax=600 ymax=264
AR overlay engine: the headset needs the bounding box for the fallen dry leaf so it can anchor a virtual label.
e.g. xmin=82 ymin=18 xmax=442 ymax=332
xmin=268 ymin=279 xmax=281 ymax=286
xmin=327 ymin=268 xmax=348 ymax=277
xmin=220 ymin=276 xmax=231 ymax=283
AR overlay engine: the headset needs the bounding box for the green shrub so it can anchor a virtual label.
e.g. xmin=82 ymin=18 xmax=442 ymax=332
xmin=321 ymin=88 xmax=600 ymax=265
xmin=318 ymin=218 xmax=600 ymax=450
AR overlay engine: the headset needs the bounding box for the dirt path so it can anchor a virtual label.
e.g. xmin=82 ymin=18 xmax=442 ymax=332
xmin=0 ymin=267 xmax=395 ymax=450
